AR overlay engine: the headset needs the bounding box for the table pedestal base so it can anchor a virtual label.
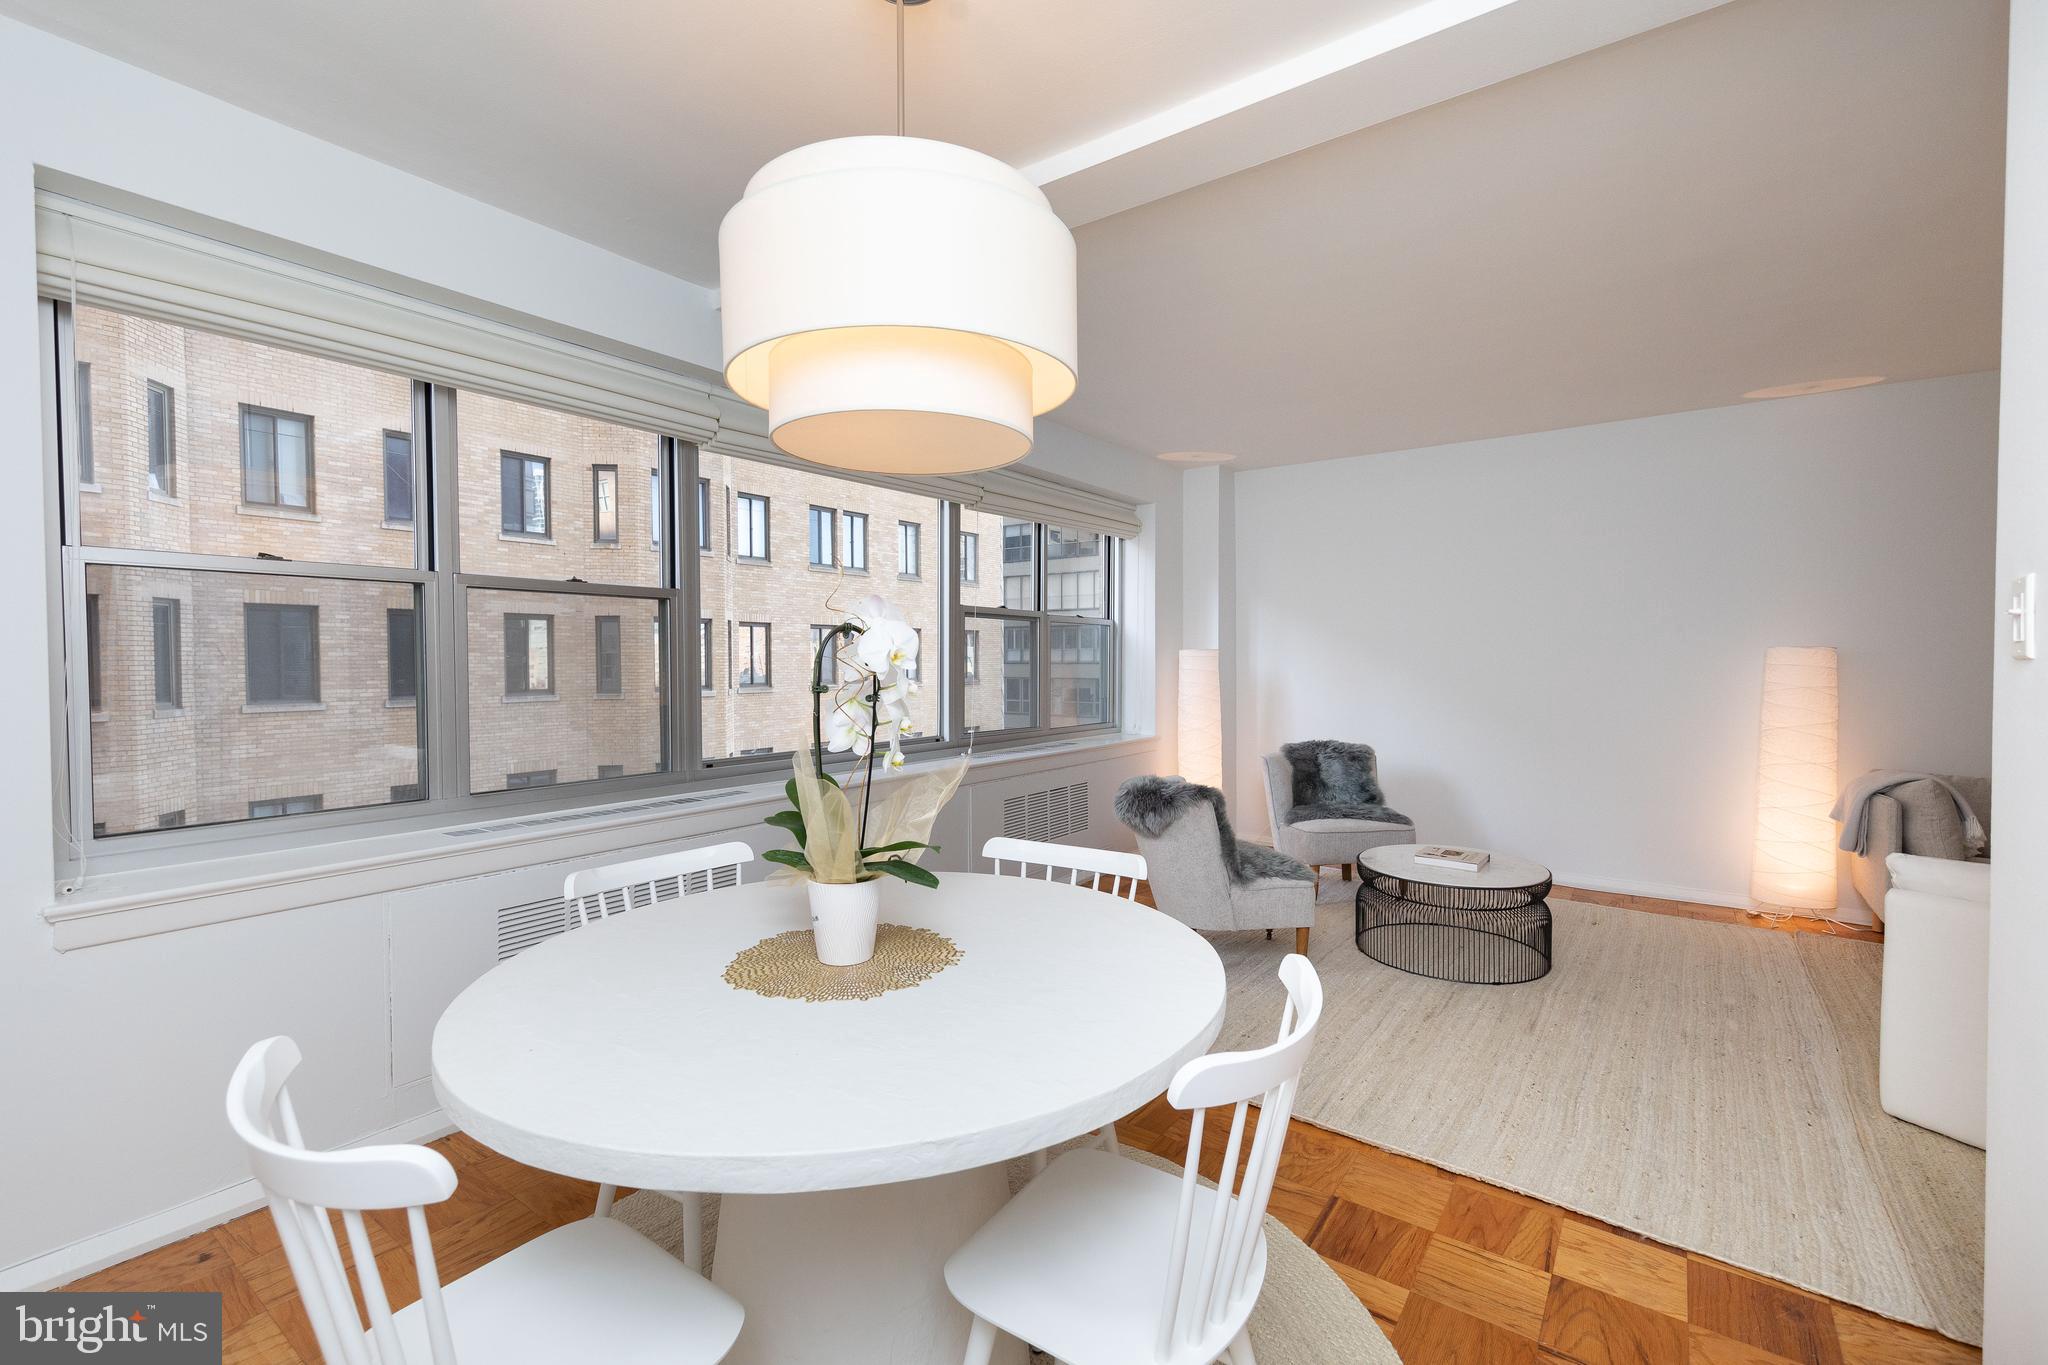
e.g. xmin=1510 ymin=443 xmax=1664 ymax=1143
xmin=712 ymin=1165 xmax=1026 ymax=1365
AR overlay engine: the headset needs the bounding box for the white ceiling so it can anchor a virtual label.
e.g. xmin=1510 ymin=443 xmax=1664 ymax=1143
xmin=0 ymin=0 xmax=2008 ymax=470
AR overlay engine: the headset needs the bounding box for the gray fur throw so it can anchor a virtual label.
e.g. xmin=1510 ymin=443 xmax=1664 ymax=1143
xmin=1281 ymin=740 xmax=1413 ymax=827
xmin=1115 ymin=775 xmax=1314 ymax=885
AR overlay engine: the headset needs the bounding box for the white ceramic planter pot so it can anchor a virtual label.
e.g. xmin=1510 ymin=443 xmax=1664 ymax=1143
xmin=808 ymin=878 xmax=882 ymax=965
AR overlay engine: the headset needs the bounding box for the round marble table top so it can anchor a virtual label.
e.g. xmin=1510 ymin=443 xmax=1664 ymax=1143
xmin=432 ymin=873 xmax=1225 ymax=1194
xmin=1359 ymin=842 xmax=1553 ymax=891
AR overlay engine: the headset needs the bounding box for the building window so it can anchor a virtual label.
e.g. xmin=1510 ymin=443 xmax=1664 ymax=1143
xmin=597 ymin=764 xmax=626 ymax=781
xmin=699 ymin=618 xmax=713 ymax=693
xmin=961 ymin=532 xmax=979 ymax=583
xmin=592 ymin=465 xmax=620 ymax=543
xmin=595 ymin=615 xmax=623 ymax=695
xmin=808 ymin=506 xmax=836 ymax=567
xmin=811 ymin=625 xmax=840 ymax=685
xmin=158 ymin=810 xmax=187 ymax=829
xmin=845 ymin=512 xmax=868 ymax=570
xmin=146 ymin=380 xmax=175 ymax=495
xmin=964 ymin=629 xmax=979 ymax=682
xmin=899 ymin=521 xmax=921 ymax=577
xmin=1046 ymin=570 xmax=1102 ymax=613
xmin=1005 ymin=676 xmax=1032 ymax=719
xmin=696 ymin=477 xmax=710 ymax=551
xmin=244 ymin=604 xmax=321 ymax=705
xmin=505 ymin=769 xmax=557 ymax=789
xmin=1048 ymin=528 xmax=1101 ymax=560
xmin=505 ymin=613 xmax=554 ymax=695
xmin=383 ymin=431 xmax=414 ymax=525
xmin=240 ymin=406 xmax=315 ymax=510
xmin=390 ymin=784 xmax=425 ymax=803
xmin=250 ymin=795 xmax=323 ymax=819
xmin=387 ymin=607 xmax=419 ymax=702
xmin=736 ymin=622 xmax=771 ymax=687
xmin=736 ymin=493 xmax=770 ymax=560
xmin=1003 ymin=523 xmax=1032 ymax=564
xmin=500 ymin=452 xmax=550 ymax=536
xmin=1005 ymin=623 xmax=1031 ymax=663
xmin=85 ymin=592 xmax=103 ymax=710
xmin=75 ymin=362 xmax=94 ymax=484
xmin=151 ymin=598 xmax=182 ymax=708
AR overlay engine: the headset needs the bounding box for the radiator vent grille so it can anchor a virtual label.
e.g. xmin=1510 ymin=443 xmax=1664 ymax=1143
xmin=1003 ymin=782 xmax=1090 ymax=842
xmin=493 ymin=863 xmax=742 ymax=961
xmin=449 ymin=789 xmax=745 ymax=839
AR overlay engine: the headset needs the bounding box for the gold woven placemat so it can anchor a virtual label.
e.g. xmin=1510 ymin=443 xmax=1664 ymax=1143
xmin=722 ymin=923 xmax=963 ymax=1002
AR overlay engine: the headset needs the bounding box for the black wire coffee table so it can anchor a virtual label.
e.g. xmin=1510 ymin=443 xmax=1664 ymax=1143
xmin=1355 ymin=844 xmax=1553 ymax=984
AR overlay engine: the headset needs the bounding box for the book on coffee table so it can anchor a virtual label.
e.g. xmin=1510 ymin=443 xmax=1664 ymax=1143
xmin=1413 ymin=845 xmax=1490 ymax=872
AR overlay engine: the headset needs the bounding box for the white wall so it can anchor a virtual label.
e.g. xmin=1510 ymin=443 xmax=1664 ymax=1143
xmin=0 ymin=17 xmax=1173 ymax=1280
xmin=1229 ymin=374 xmax=1998 ymax=913
xmin=1985 ymin=0 xmax=2047 ymax=1353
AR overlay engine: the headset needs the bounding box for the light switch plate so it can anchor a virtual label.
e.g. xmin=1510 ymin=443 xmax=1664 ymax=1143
xmin=2011 ymin=573 xmax=2036 ymax=660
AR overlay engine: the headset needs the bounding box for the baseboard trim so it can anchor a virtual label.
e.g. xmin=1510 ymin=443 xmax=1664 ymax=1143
xmin=1 ymin=1107 xmax=454 ymax=1291
xmin=1548 ymin=870 xmax=1750 ymax=910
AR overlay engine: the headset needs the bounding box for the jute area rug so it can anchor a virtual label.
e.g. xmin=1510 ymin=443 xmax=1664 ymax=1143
xmin=612 ymin=1143 xmax=1402 ymax=1365
xmin=1212 ymin=889 xmax=1985 ymax=1344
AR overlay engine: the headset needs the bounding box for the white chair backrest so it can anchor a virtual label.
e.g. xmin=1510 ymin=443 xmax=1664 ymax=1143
xmin=981 ymin=836 xmax=1147 ymax=900
xmin=226 ymin=1037 xmax=460 ymax=1365
xmin=1156 ymin=955 xmax=1324 ymax=1357
xmin=564 ymin=841 xmax=754 ymax=929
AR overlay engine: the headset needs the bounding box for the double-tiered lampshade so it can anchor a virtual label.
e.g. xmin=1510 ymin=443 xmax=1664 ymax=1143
xmin=719 ymin=136 xmax=1078 ymax=475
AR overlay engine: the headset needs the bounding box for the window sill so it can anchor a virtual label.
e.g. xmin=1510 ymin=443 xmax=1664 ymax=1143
xmin=499 ymin=531 xmax=553 ymax=545
xmin=239 ymin=504 xmax=320 ymax=523
xmin=501 ymin=692 xmax=559 ymax=703
xmin=594 ymin=692 xmax=624 ymax=701
xmin=386 ymin=697 xmax=418 ymax=709
xmin=241 ymin=701 xmax=326 ymax=714
xmin=153 ymin=705 xmax=186 ymax=719
xmin=381 ymin=519 xmax=415 ymax=533
xmin=736 ymin=684 xmax=774 ymax=693
xmin=42 ymin=731 xmax=1161 ymax=950
xmin=78 ymin=482 xmax=102 ymax=494
xmin=147 ymin=489 xmax=182 ymax=505
xmin=89 ymin=710 xmax=108 ymax=724
xmin=737 ymin=557 xmax=771 ymax=567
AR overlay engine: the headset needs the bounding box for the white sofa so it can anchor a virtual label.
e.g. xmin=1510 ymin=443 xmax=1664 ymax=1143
xmin=1879 ymin=851 xmax=1989 ymax=1148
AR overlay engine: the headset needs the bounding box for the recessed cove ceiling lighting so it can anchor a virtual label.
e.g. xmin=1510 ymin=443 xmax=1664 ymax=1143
xmin=1742 ymin=377 xmax=1886 ymax=400
xmin=1155 ymin=450 xmax=1237 ymax=464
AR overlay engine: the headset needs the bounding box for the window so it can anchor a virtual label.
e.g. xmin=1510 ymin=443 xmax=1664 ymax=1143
xmin=898 ymin=521 xmax=921 ymax=577
xmin=384 ymin=431 xmax=414 ymax=525
xmin=387 ymin=607 xmax=419 ymax=702
xmin=152 ymin=598 xmax=182 ymax=708
xmin=965 ymin=629 xmax=980 ymax=682
xmin=158 ymin=810 xmax=187 ymax=829
xmin=736 ymin=493 xmax=769 ymax=560
xmin=240 ymin=406 xmax=314 ymax=510
xmin=595 ymin=615 xmax=623 ymax=695
xmin=966 ymin=614 xmax=1033 ymax=732
xmin=147 ymin=380 xmax=175 ymax=495
xmin=700 ymin=618 xmax=713 ymax=692
xmin=390 ymin=784 xmax=425 ymax=802
xmin=504 ymin=613 xmax=554 ymax=695
xmin=961 ymin=532 xmax=979 ymax=584
xmin=500 ymin=452 xmax=550 ymax=536
xmin=85 ymin=593 xmax=103 ymax=710
xmin=845 ymin=513 xmax=868 ymax=570
xmin=597 ymin=764 xmax=626 ymax=781
xmin=808 ymin=506 xmax=836 ymax=567
xmin=244 ymin=604 xmax=321 ymax=705
xmin=1005 ymin=676 xmax=1033 ymax=720
xmin=1048 ymin=528 xmax=1101 ymax=560
xmin=1003 ymin=523 xmax=1033 ymax=563
xmin=1047 ymin=570 xmax=1102 ymax=613
xmin=592 ymin=465 xmax=619 ymax=543
xmin=250 ymin=795 xmax=323 ymax=819
xmin=505 ymin=769 xmax=557 ymax=789
xmin=75 ymin=362 xmax=94 ymax=484
xmin=811 ymin=625 xmax=840 ymax=685
xmin=960 ymin=516 xmax=1119 ymax=739
xmin=736 ymin=622 xmax=771 ymax=687
xmin=695 ymin=477 xmax=710 ymax=551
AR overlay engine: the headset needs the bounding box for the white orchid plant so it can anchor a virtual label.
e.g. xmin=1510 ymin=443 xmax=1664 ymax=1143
xmin=762 ymin=594 xmax=966 ymax=889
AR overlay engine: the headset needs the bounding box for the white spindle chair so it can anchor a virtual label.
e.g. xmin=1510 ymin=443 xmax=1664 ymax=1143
xmin=226 ymin=1037 xmax=744 ymax=1365
xmin=983 ymin=836 xmax=1150 ymax=1163
xmin=563 ymin=840 xmax=753 ymax=1270
xmin=944 ymin=955 xmax=1325 ymax=1365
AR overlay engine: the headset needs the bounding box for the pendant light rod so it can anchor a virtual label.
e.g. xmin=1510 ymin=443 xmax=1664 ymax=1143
xmin=896 ymin=0 xmax=905 ymax=136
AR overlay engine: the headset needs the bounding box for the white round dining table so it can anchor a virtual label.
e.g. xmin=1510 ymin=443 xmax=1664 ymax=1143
xmin=432 ymin=872 xmax=1227 ymax=1365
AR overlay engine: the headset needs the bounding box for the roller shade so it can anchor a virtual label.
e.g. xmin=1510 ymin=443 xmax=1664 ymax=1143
xmin=37 ymin=191 xmax=1144 ymax=539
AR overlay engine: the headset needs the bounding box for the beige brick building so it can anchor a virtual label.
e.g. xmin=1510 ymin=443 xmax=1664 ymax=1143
xmin=72 ymin=307 xmax=1113 ymax=838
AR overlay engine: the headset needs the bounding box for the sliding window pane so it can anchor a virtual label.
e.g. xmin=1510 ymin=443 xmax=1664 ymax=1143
xmin=1048 ymin=622 xmax=1113 ymax=729
xmin=81 ymin=565 xmax=424 ymax=835
xmin=72 ymin=305 xmax=415 ymax=567
xmin=456 ymin=391 xmax=662 ymax=586
xmin=466 ymin=587 xmax=666 ymax=792
xmin=966 ymin=613 xmax=1034 ymax=733
xmin=699 ymin=450 xmax=941 ymax=758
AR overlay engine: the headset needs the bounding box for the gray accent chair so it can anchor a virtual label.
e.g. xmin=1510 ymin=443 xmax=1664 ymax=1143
xmin=1262 ymin=751 xmax=1415 ymax=883
xmin=1850 ymin=774 xmax=1991 ymax=923
xmin=1118 ymin=786 xmax=1316 ymax=955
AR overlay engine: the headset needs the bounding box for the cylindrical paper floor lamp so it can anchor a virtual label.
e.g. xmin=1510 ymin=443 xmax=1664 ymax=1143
xmin=1750 ymin=645 xmax=1839 ymax=912
xmin=1177 ymin=649 xmax=1222 ymax=790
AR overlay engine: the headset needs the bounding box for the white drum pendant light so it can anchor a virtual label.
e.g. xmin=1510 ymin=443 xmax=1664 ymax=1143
xmin=718 ymin=0 xmax=1077 ymax=475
